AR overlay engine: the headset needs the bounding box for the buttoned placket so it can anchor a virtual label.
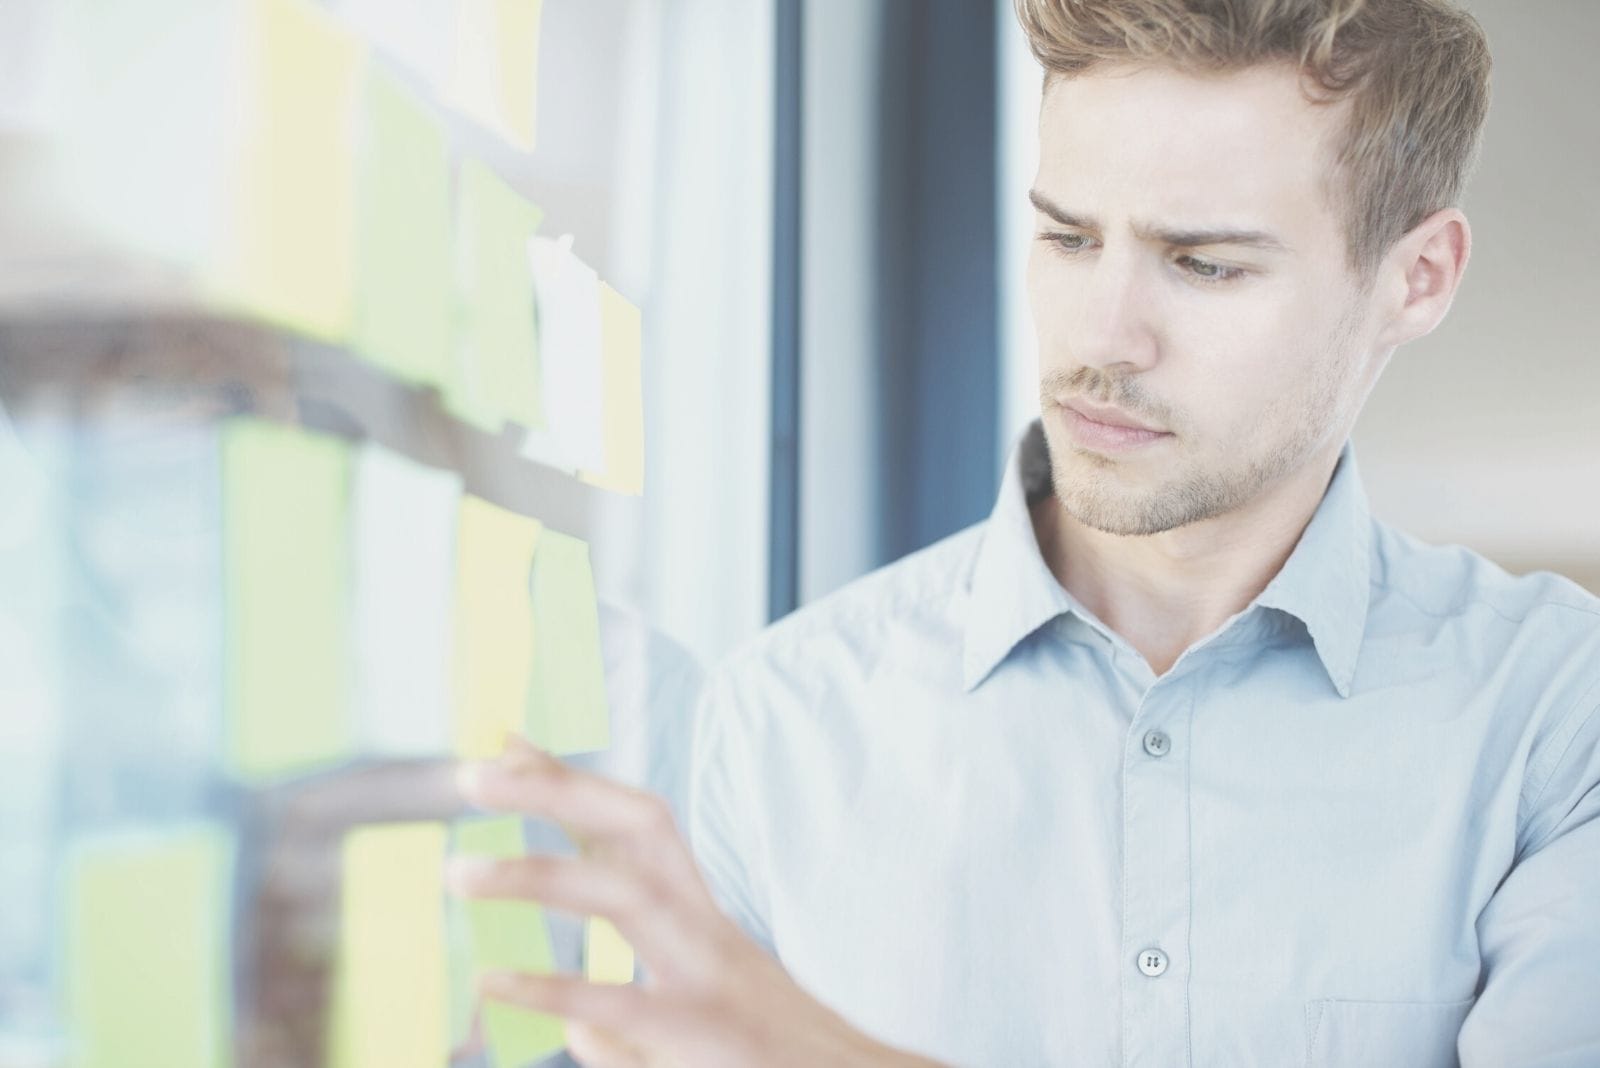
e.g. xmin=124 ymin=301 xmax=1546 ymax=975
xmin=1119 ymin=660 xmax=1194 ymax=1068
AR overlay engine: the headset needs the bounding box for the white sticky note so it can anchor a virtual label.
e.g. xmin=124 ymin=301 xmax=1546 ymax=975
xmin=350 ymin=444 xmax=461 ymax=758
xmin=519 ymin=236 xmax=606 ymax=474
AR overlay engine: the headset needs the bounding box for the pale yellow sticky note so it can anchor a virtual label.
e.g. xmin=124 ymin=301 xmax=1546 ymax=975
xmin=65 ymin=826 xmax=233 ymax=1068
xmin=524 ymin=529 xmax=611 ymax=755
xmin=333 ymin=822 xmax=450 ymax=1068
xmin=448 ymin=0 xmax=543 ymax=150
xmin=454 ymin=496 xmax=542 ymax=758
xmin=210 ymin=0 xmax=366 ymax=342
xmin=584 ymin=916 xmax=633 ymax=985
xmin=578 ymin=283 xmax=645 ymax=495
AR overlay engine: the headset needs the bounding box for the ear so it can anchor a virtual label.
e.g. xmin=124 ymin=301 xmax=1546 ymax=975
xmin=1373 ymin=207 xmax=1472 ymax=349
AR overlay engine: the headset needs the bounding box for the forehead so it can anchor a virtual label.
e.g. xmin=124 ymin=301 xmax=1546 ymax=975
xmin=1037 ymin=63 xmax=1346 ymax=244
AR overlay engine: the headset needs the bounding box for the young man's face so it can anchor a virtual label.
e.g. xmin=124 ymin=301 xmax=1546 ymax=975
xmin=1027 ymin=62 xmax=1384 ymax=537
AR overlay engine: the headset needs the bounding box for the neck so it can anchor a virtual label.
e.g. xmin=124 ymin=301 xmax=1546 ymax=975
xmin=1031 ymin=446 xmax=1341 ymax=676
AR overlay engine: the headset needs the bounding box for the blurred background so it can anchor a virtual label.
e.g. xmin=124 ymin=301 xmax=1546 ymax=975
xmin=0 ymin=1 xmax=1594 ymax=1066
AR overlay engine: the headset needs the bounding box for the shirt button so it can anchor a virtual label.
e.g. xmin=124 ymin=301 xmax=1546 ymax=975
xmin=1137 ymin=948 xmax=1169 ymax=977
xmin=1142 ymin=730 xmax=1170 ymax=757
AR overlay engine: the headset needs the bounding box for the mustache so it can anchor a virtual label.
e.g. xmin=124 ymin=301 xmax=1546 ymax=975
xmin=1039 ymin=368 xmax=1170 ymax=427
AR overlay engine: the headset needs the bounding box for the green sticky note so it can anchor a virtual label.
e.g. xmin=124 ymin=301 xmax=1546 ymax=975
xmin=332 ymin=822 xmax=450 ymax=1068
xmin=452 ymin=816 xmax=563 ymax=1066
xmin=525 ymin=530 xmax=611 ymax=754
xmin=447 ymin=159 xmax=544 ymax=433
xmin=446 ymin=876 xmax=478 ymax=1053
xmin=352 ymin=65 xmax=454 ymax=389
xmin=223 ymin=418 xmax=353 ymax=781
xmin=65 ymin=825 xmax=233 ymax=1068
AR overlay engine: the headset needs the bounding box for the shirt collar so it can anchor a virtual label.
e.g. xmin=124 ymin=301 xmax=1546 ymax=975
xmin=961 ymin=420 xmax=1372 ymax=698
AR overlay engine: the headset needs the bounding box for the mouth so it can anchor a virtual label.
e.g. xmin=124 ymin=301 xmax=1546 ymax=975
xmin=1059 ymin=398 xmax=1165 ymax=433
xmin=1055 ymin=402 xmax=1172 ymax=453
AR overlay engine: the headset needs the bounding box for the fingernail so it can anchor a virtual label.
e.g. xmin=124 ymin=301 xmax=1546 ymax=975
xmin=478 ymin=970 xmax=526 ymax=997
xmin=504 ymin=734 xmax=549 ymax=762
xmin=455 ymin=760 xmax=488 ymax=797
xmin=444 ymin=856 xmax=498 ymax=894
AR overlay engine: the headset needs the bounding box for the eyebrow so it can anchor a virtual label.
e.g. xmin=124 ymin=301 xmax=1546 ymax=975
xmin=1027 ymin=188 xmax=1291 ymax=253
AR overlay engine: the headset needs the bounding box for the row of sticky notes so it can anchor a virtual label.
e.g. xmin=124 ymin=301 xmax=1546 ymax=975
xmin=332 ymin=816 xmax=632 ymax=1068
xmin=52 ymin=0 xmax=645 ymax=493
xmin=301 ymin=0 xmax=646 ymax=490
xmin=59 ymin=819 xmax=630 ymax=1068
xmin=222 ymin=418 xmax=611 ymax=782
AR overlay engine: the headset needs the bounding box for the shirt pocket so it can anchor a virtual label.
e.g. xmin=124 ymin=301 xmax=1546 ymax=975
xmin=1304 ymin=996 xmax=1476 ymax=1068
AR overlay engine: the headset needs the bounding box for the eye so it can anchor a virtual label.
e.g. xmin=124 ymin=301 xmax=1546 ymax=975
xmin=1039 ymin=231 xmax=1095 ymax=255
xmin=1175 ymin=254 xmax=1245 ymax=285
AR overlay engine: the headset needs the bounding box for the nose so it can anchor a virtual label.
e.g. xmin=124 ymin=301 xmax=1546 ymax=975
xmin=1070 ymin=251 xmax=1159 ymax=374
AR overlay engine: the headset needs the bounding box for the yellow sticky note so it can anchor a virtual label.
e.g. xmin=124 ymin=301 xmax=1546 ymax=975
xmin=65 ymin=826 xmax=233 ymax=1068
xmin=449 ymin=0 xmax=543 ymax=150
xmin=352 ymin=64 xmax=453 ymax=388
xmin=578 ymin=284 xmax=645 ymax=495
xmin=223 ymin=418 xmax=353 ymax=781
xmin=454 ymin=496 xmax=542 ymax=758
xmin=584 ymin=916 xmax=633 ymax=985
xmin=453 ymin=816 xmax=564 ymax=1066
xmin=524 ymin=529 xmax=610 ymax=755
xmin=494 ymin=0 xmax=543 ymax=148
xmin=211 ymin=0 xmax=366 ymax=342
xmin=447 ymin=160 xmax=544 ymax=433
xmin=333 ymin=822 xmax=450 ymax=1068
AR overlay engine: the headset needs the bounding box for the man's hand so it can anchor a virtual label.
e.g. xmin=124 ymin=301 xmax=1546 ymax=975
xmin=446 ymin=735 xmax=945 ymax=1068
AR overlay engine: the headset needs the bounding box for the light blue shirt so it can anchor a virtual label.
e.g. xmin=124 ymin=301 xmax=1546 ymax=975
xmin=687 ymin=419 xmax=1600 ymax=1068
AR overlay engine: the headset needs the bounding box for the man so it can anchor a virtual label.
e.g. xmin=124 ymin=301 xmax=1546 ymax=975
xmin=449 ymin=1 xmax=1600 ymax=1064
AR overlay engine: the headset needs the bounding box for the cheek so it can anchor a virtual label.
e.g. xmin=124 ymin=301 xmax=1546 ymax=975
xmin=1025 ymin=248 xmax=1067 ymax=341
xmin=1166 ymin=294 xmax=1323 ymax=429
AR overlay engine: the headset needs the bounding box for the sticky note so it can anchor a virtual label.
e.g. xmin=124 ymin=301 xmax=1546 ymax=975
xmin=524 ymin=529 xmax=610 ymax=755
xmin=519 ymin=237 xmax=606 ymax=475
xmin=65 ymin=825 xmax=233 ymax=1068
xmin=584 ymin=917 xmax=634 ymax=985
xmin=453 ymin=816 xmax=564 ymax=1066
xmin=448 ymin=0 xmax=544 ymax=151
xmin=578 ymin=283 xmax=645 ymax=495
xmin=447 ymin=160 xmax=544 ymax=433
xmin=352 ymin=64 xmax=454 ymax=388
xmin=351 ymin=444 xmax=460 ymax=758
xmin=210 ymin=0 xmax=366 ymax=343
xmin=445 ymin=876 xmax=478 ymax=1053
xmin=454 ymin=496 xmax=542 ymax=758
xmin=334 ymin=822 xmax=450 ymax=1068
xmin=223 ymin=418 xmax=353 ymax=781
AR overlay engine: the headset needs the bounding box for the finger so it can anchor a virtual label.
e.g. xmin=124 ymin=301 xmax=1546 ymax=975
xmin=447 ymin=853 xmax=705 ymax=970
xmin=479 ymin=970 xmax=674 ymax=1041
xmin=448 ymin=853 xmax=640 ymax=919
xmin=458 ymin=742 xmax=671 ymax=843
xmin=565 ymin=1022 xmax=651 ymax=1068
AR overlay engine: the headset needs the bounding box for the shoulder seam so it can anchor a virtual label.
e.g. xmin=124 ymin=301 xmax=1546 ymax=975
xmin=1518 ymin=673 xmax=1600 ymax=851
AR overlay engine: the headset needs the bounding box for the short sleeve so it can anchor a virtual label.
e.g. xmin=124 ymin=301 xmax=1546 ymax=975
xmin=686 ymin=665 xmax=777 ymax=956
xmin=1457 ymin=698 xmax=1600 ymax=1067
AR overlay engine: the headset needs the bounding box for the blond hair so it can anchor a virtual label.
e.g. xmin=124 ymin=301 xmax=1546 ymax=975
xmin=1014 ymin=0 xmax=1492 ymax=278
